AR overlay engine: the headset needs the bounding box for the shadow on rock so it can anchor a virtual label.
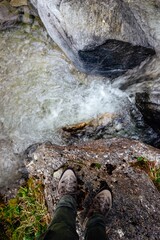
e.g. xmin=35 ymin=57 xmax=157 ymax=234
xmin=136 ymin=91 xmax=160 ymax=137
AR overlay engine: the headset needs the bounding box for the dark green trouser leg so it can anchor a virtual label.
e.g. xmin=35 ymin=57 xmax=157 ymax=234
xmin=42 ymin=195 xmax=79 ymax=240
xmin=85 ymin=213 xmax=106 ymax=240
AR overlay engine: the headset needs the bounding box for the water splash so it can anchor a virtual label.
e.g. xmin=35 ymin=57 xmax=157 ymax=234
xmin=0 ymin=26 xmax=128 ymax=154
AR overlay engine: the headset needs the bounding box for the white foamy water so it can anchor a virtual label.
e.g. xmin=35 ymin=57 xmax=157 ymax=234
xmin=0 ymin=26 xmax=128 ymax=187
xmin=0 ymin=26 xmax=128 ymax=153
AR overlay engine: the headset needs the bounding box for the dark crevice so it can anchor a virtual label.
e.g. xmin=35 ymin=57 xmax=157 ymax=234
xmin=106 ymin=164 xmax=117 ymax=175
xmin=78 ymin=39 xmax=155 ymax=78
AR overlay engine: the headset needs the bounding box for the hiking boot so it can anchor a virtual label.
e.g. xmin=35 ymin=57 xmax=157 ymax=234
xmin=88 ymin=189 xmax=112 ymax=217
xmin=58 ymin=168 xmax=77 ymax=198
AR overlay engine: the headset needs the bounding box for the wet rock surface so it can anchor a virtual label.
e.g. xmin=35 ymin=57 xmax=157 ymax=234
xmin=24 ymin=138 xmax=160 ymax=240
xmin=0 ymin=138 xmax=22 ymax=188
xmin=128 ymin=67 xmax=160 ymax=142
xmin=61 ymin=111 xmax=160 ymax=148
xmin=112 ymin=57 xmax=160 ymax=93
xmin=136 ymin=92 xmax=160 ymax=135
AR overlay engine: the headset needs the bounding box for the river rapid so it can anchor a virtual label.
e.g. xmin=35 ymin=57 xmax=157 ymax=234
xmin=0 ymin=24 xmax=157 ymax=187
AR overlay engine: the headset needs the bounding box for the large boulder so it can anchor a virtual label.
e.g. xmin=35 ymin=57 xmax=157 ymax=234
xmin=29 ymin=0 xmax=160 ymax=77
xmin=24 ymin=138 xmax=160 ymax=240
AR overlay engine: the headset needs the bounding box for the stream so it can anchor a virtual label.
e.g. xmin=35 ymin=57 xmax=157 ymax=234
xmin=0 ymin=24 xmax=158 ymax=187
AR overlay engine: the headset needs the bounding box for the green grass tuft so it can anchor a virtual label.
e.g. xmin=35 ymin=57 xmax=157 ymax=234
xmin=0 ymin=178 xmax=50 ymax=240
xmin=132 ymin=157 xmax=160 ymax=191
xmin=90 ymin=163 xmax=102 ymax=169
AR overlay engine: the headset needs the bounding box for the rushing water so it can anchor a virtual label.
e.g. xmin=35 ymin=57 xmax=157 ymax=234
xmin=0 ymin=25 xmax=132 ymax=187
xmin=0 ymin=25 xmax=157 ymax=187
xmin=0 ymin=25 xmax=129 ymax=152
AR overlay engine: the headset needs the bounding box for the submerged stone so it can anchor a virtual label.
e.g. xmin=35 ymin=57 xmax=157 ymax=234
xmin=61 ymin=111 xmax=160 ymax=148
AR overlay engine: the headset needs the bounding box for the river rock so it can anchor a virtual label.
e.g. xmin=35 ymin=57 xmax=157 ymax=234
xmin=29 ymin=0 xmax=160 ymax=77
xmin=0 ymin=0 xmax=35 ymax=30
xmin=111 ymin=56 xmax=160 ymax=93
xmin=60 ymin=111 xmax=160 ymax=148
xmin=61 ymin=113 xmax=117 ymax=142
xmin=0 ymin=0 xmax=20 ymax=30
xmin=24 ymin=138 xmax=160 ymax=240
xmin=0 ymin=138 xmax=23 ymax=189
xmin=136 ymin=91 xmax=160 ymax=134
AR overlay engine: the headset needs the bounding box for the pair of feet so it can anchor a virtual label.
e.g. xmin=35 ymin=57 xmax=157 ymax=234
xmin=58 ymin=168 xmax=112 ymax=217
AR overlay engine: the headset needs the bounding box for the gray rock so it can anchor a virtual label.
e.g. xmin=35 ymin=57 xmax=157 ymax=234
xmin=136 ymin=91 xmax=160 ymax=135
xmin=60 ymin=111 xmax=160 ymax=147
xmin=0 ymin=0 xmax=36 ymax=30
xmin=0 ymin=0 xmax=20 ymax=30
xmin=30 ymin=0 xmax=160 ymax=77
xmin=25 ymin=138 xmax=160 ymax=240
xmin=112 ymin=57 xmax=160 ymax=93
xmin=0 ymin=138 xmax=23 ymax=189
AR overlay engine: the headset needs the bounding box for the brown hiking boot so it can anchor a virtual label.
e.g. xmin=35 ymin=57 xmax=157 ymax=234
xmin=57 ymin=168 xmax=77 ymax=198
xmin=88 ymin=189 xmax=112 ymax=217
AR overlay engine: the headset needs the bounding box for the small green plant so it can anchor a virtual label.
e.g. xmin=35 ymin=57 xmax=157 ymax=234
xmin=137 ymin=156 xmax=147 ymax=162
xmin=132 ymin=156 xmax=160 ymax=191
xmin=90 ymin=162 xmax=102 ymax=169
xmin=150 ymin=165 xmax=160 ymax=185
xmin=0 ymin=178 xmax=50 ymax=240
